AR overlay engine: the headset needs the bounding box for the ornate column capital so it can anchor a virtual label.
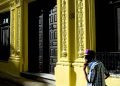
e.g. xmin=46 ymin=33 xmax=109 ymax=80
xmin=14 ymin=0 xmax=23 ymax=7
xmin=10 ymin=1 xmax=15 ymax=10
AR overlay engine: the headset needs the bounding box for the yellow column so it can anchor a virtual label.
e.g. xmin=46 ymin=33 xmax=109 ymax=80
xmin=73 ymin=0 xmax=96 ymax=86
xmin=13 ymin=0 xmax=28 ymax=72
xmin=21 ymin=0 xmax=28 ymax=72
xmin=87 ymin=0 xmax=96 ymax=50
xmin=55 ymin=0 xmax=75 ymax=86
xmin=9 ymin=0 xmax=21 ymax=73
xmin=10 ymin=0 xmax=23 ymax=72
xmin=73 ymin=0 xmax=87 ymax=86
xmin=10 ymin=0 xmax=16 ymax=58
xmin=9 ymin=0 xmax=28 ymax=73
xmin=14 ymin=0 xmax=23 ymax=72
xmin=72 ymin=0 xmax=95 ymax=86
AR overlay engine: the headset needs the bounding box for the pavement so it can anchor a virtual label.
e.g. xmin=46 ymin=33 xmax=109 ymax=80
xmin=0 ymin=71 xmax=54 ymax=86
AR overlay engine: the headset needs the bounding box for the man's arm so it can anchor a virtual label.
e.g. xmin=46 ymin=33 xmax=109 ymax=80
xmin=101 ymin=62 xmax=110 ymax=79
xmin=83 ymin=63 xmax=89 ymax=83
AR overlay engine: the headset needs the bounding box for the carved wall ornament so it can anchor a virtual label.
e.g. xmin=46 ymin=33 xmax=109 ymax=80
xmin=10 ymin=10 xmax=15 ymax=55
xmin=16 ymin=8 xmax=21 ymax=51
xmin=15 ymin=0 xmax=23 ymax=7
xmin=10 ymin=1 xmax=15 ymax=9
xmin=15 ymin=0 xmax=19 ymax=4
xmin=61 ymin=0 xmax=67 ymax=57
xmin=76 ymin=0 xmax=85 ymax=58
xmin=0 ymin=0 xmax=10 ymax=7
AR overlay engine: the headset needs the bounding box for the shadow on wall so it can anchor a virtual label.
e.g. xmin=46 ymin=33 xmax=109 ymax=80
xmin=72 ymin=67 xmax=76 ymax=86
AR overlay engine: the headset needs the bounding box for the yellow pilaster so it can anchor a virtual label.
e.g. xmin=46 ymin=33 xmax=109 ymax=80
xmin=87 ymin=0 xmax=96 ymax=50
xmin=10 ymin=0 xmax=15 ymax=58
xmin=55 ymin=0 xmax=75 ymax=86
xmin=9 ymin=0 xmax=22 ymax=64
xmin=12 ymin=0 xmax=28 ymax=72
xmin=22 ymin=0 xmax=28 ymax=72
xmin=9 ymin=0 xmax=28 ymax=73
xmin=14 ymin=0 xmax=23 ymax=72
xmin=73 ymin=0 xmax=96 ymax=86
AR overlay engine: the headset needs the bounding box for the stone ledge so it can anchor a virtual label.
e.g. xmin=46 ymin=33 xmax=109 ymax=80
xmin=110 ymin=73 xmax=120 ymax=78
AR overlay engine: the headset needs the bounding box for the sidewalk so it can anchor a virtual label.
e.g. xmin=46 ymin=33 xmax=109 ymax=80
xmin=0 ymin=71 xmax=54 ymax=86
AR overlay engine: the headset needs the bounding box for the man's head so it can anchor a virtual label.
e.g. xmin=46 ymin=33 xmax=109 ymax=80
xmin=84 ymin=49 xmax=96 ymax=63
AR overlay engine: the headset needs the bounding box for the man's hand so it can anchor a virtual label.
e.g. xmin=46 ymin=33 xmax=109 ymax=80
xmin=83 ymin=62 xmax=89 ymax=83
xmin=105 ymin=72 xmax=110 ymax=79
xmin=83 ymin=61 xmax=88 ymax=71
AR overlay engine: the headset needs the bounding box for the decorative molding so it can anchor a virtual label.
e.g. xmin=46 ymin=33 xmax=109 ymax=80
xmin=15 ymin=0 xmax=19 ymax=4
xmin=0 ymin=0 xmax=10 ymax=6
xmin=10 ymin=0 xmax=23 ymax=9
xmin=28 ymin=0 xmax=36 ymax=3
xmin=76 ymin=0 xmax=85 ymax=58
xmin=0 ymin=0 xmax=10 ymax=13
xmin=10 ymin=56 xmax=20 ymax=62
xmin=15 ymin=0 xmax=23 ymax=7
xmin=61 ymin=0 xmax=67 ymax=57
xmin=10 ymin=10 xmax=15 ymax=56
xmin=10 ymin=0 xmax=23 ymax=56
xmin=56 ymin=62 xmax=72 ymax=66
xmin=16 ymin=7 xmax=21 ymax=56
xmin=10 ymin=1 xmax=15 ymax=10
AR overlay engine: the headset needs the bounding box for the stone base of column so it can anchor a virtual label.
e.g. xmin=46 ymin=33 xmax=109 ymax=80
xmin=55 ymin=62 xmax=73 ymax=86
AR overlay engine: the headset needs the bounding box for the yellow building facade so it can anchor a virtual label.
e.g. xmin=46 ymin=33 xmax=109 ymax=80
xmin=0 ymin=0 xmax=120 ymax=86
xmin=0 ymin=0 xmax=28 ymax=75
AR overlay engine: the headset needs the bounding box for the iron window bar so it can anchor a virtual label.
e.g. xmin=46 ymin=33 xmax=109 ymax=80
xmin=96 ymin=52 xmax=120 ymax=74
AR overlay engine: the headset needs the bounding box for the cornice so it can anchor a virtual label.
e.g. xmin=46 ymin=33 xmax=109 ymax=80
xmin=0 ymin=0 xmax=10 ymax=6
xmin=0 ymin=0 xmax=10 ymax=13
xmin=28 ymin=0 xmax=36 ymax=3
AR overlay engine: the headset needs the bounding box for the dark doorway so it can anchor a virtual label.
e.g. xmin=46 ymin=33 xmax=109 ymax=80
xmin=28 ymin=0 xmax=57 ymax=74
xmin=0 ymin=12 xmax=10 ymax=61
xmin=95 ymin=0 xmax=118 ymax=52
xmin=95 ymin=0 xmax=120 ymax=73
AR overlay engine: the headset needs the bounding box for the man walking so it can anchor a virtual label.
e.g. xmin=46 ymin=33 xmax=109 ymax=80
xmin=83 ymin=49 xmax=110 ymax=86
